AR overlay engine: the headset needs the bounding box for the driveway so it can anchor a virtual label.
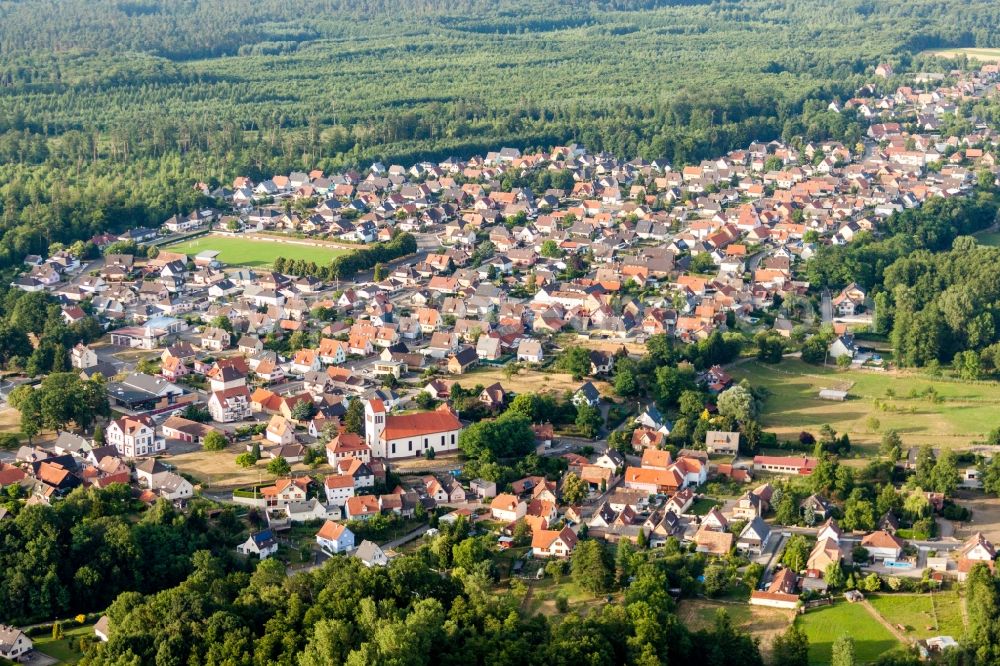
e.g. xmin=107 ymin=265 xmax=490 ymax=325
xmin=21 ymin=652 xmax=58 ymax=666
xmin=820 ymin=289 xmax=833 ymax=324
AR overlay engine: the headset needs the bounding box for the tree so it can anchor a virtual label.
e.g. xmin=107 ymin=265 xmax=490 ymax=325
xmin=825 ymin=561 xmax=845 ymax=590
xmin=235 ymin=453 xmax=256 ymax=468
xmin=831 ymin=635 xmax=855 ymax=666
xmin=775 ymin=491 xmax=802 ymax=526
xmin=716 ymin=385 xmax=755 ymax=423
xmin=702 ymin=563 xmax=731 ymax=597
xmin=929 ymin=449 xmax=959 ymax=496
xmin=557 ymin=347 xmax=591 ymax=380
xmin=913 ymin=445 xmax=935 ymax=489
xmin=250 ymin=441 xmax=261 ymax=462
xmin=754 ymin=331 xmax=784 ymax=363
xmin=291 ymin=398 xmax=316 ymax=421
xmin=771 ymin=624 xmax=809 ymax=666
xmin=781 ymin=535 xmax=809 ymax=572
xmin=570 ymin=540 xmax=612 ymax=595
xmin=561 ymin=473 xmax=588 ymax=505
xmin=613 ymin=365 xmax=638 ymax=397
xmin=267 ymin=456 xmax=291 ymax=475
xmin=372 ymin=262 xmax=387 ymax=281
xmin=203 ymin=431 xmax=227 ymax=451
xmin=575 ymin=403 xmax=602 ymax=439
xmin=540 ymin=239 xmax=562 ymax=258
xmin=879 ymin=429 xmax=902 ymax=461
xmin=210 ymin=315 xmax=234 ymax=334
xmin=344 ymin=399 xmax=365 ymax=436
xmin=689 ymin=251 xmax=716 ymax=274
xmin=842 ymin=490 xmax=876 ymax=531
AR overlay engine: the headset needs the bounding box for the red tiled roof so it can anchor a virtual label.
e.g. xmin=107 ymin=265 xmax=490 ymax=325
xmin=383 ymin=409 xmax=461 ymax=440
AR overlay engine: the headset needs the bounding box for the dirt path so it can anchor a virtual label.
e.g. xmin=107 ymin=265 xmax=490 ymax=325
xmin=861 ymin=599 xmax=908 ymax=643
xmin=520 ymin=582 xmax=536 ymax=611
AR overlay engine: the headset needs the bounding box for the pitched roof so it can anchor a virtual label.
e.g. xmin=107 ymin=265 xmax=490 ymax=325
xmin=383 ymin=407 xmax=461 ymax=440
xmin=316 ymin=520 xmax=349 ymax=541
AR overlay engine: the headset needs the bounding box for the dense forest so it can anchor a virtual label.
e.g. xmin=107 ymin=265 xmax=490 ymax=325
xmin=80 ymin=530 xmax=767 ymax=666
xmin=0 ymin=485 xmax=247 ymax=624
xmin=805 ymin=186 xmax=1000 ymax=368
xmin=0 ymin=0 xmax=997 ymax=274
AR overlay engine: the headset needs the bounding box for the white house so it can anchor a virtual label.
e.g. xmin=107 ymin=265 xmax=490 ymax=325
xmin=736 ymin=516 xmax=773 ymax=556
xmin=323 ymin=474 xmax=356 ymax=506
xmin=860 ymin=530 xmax=905 ymax=561
xmin=354 ymin=539 xmax=389 ymax=567
xmin=531 ymin=526 xmax=578 ymax=558
xmin=516 ymin=338 xmax=544 ymax=363
xmin=207 ymin=366 xmax=252 ymax=423
xmin=316 ymin=520 xmax=355 ymax=554
xmin=364 ymin=398 xmax=462 ymax=459
xmin=237 ymin=530 xmax=278 ymax=559
xmin=0 ymin=625 xmax=32 ymax=662
xmin=107 ymin=416 xmax=163 ymax=458
xmin=490 ymin=493 xmax=527 ymax=522
xmin=71 ymin=343 xmax=98 ymax=369
xmin=572 ymin=381 xmax=601 ymax=407
xmin=705 ymin=430 xmax=740 ymax=456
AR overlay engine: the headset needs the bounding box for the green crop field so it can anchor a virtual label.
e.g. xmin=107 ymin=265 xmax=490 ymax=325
xmin=796 ymin=602 xmax=900 ymax=664
xmin=868 ymin=592 xmax=966 ymax=640
xmin=923 ymin=47 xmax=1000 ymax=62
xmin=165 ymin=235 xmax=351 ymax=268
xmin=730 ymin=359 xmax=1000 ymax=452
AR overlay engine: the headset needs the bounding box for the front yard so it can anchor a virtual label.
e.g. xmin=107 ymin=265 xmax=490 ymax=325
xmin=33 ymin=623 xmax=96 ymax=664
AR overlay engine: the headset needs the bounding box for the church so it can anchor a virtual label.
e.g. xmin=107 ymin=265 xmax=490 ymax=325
xmin=364 ymin=398 xmax=463 ymax=459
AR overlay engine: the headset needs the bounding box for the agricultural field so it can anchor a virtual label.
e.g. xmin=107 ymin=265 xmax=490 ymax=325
xmin=868 ymin=591 xmax=966 ymax=640
xmin=923 ymin=47 xmax=1000 ymax=62
xmin=165 ymin=234 xmax=351 ymax=268
xmin=730 ymin=359 xmax=1000 ymax=453
xmin=796 ymin=602 xmax=900 ymax=664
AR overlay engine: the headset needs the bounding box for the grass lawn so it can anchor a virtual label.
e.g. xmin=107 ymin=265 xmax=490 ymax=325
xmin=730 ymin=359 xmax=1000 ymax=453
xmin=796 ymin=602 xmax=900 ymax=664
xmin=461 ymin=366 xmax=613 ymax=398
xmin=868 ymin=591 xmax=966 ymax=640
xmin=165 ymin=234 xmax=351 ymax=268
xmin=923 ymin=47 xmax=1000 ymax=62
xmin=167 ymin=443 xmax=334 ymax=489
xmin=688 ymin=497 xmax=721 ymax=515
xmin=677 ymin=599 xmax=794 ymax=659
xmin=34 ymin=623 xmax=95 ymax=664
xmin=975 ymin=230 xmax=1000 ymax=247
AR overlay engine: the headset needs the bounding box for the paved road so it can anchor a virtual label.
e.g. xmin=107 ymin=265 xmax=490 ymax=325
xmin=820 ymin=289 xmax=833 ymax=324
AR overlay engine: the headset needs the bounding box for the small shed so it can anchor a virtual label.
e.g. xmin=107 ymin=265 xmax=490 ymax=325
xmin=818 ymin=389 xmax=848 ymax=401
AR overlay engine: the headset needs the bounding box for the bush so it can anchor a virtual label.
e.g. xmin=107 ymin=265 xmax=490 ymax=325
xmin=555 ymin=593 xmax=569 ymax=612
xmin=941 ymin=502 xmax=971 ymax=521
xmin=202 ymin=430 xmax=227 ymax=451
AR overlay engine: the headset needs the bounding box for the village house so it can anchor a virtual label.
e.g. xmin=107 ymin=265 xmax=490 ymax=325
xmin=237 ymin=531 xmax=279 ymax=559
xmin=316 ymin=520 xmax=356 ymax=554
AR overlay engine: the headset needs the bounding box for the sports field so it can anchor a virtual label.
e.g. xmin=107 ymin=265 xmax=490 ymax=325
xmin=923 ymin=47 xmax=1000 ymax=62
xmin=796 ymin=602 xmax=900 ymax=664
xmin=730 ymin=359 xmax=1000 ymax=452
xmin=165 ymin=234 xmax=350 ymax=268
